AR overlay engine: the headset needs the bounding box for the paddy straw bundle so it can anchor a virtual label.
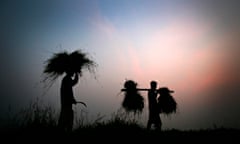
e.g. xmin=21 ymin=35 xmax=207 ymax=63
xmin=121 ymin=80 xmax=144 ymax=113
xmin=157 ymin=87 xmax=177 ymax=115
xmin=42 ymin=49 xmax=97 ymax=89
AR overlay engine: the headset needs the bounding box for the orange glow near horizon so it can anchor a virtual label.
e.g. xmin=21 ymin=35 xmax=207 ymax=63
xmin=88 ymin=10 xmax=240 ymax=117
xmin=112 ymin=16 xmax=238 ymax=108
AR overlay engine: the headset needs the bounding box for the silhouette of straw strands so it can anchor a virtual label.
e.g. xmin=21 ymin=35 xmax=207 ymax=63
xmin=3 ymin=100 xmax=240 ymax=141
xmin=42 ymin=50 xmax=97 ymax=90
xmin=122 ymin=80 xmax=144 ymax=113
xmin=157 ymin=87 xmax=177 ymax=115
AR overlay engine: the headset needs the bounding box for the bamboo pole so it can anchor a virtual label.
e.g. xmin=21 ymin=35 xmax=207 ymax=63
xmin=121 ymin=88 xmax=150 ymax=91
xmin=121 ymin=88 xmax=174 ymax=93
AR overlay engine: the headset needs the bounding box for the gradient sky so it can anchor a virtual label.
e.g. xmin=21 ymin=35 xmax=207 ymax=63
xmin=1 ymin=0 xmax=240 ymax=130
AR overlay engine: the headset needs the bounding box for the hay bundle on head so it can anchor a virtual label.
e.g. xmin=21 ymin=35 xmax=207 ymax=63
xmin=157 ymin=87 xmax=177 ymax=115
xmin=42 ymin=49 xmax=97 ymax=89
xmin=122 ymin=80 xmax=144 ymax=113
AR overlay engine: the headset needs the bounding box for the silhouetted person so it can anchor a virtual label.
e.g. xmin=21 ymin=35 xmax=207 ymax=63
xmin=147 ymin=81 xmax=161 ymax=130
xmin=58 ymin=70 xmax=78 ymax=132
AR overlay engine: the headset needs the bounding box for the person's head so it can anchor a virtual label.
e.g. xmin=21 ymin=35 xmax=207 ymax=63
xmin=150 ymin=81 xmax=157 ymax=89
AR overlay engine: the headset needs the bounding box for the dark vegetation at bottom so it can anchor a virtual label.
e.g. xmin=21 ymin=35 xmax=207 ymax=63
xmin=1 ymin=102 xmax=239 ymax=142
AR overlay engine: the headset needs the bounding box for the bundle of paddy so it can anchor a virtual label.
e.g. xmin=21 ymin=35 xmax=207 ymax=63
xmin=157 ymin=87 xmax=177 ymax=115
xmin=121 ymin=80 xmax=144 ymax=113
xmin=42 ymin=49 xmax=97 ymax=89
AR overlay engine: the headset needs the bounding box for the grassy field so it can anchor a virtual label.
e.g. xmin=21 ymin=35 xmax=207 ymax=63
xmin=1 ymin=102 xmax=239 ymax=143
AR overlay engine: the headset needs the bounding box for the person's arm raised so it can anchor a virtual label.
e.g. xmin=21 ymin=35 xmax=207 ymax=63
xmin=72 ymin=73 xmax=79 ymax=86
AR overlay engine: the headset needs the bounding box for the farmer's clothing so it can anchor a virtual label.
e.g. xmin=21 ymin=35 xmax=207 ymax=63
xmin=58 ymin=74 xmax=78 ymax=132
xmin=147 ymin=88 xmax=161 ymax=130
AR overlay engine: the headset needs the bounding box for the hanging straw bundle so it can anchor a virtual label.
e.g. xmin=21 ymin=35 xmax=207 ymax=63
xmin=121 ymin=80 xmax=144 ymax=113
xmin=42 ymin=49 xmax=97 ymax=89
xmin=157 ymin=87 xmax=177 ymax=115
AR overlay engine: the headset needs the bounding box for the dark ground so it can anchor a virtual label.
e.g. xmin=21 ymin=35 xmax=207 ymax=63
xmin=1 ymin=127 xmax=240 ymax=143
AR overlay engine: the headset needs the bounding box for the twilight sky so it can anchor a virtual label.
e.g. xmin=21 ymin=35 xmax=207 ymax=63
xmin=1 ymin=0 xmax=240 ymax=130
